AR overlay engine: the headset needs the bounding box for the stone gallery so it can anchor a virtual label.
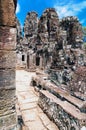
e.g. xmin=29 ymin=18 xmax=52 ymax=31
xmin=0 ymin=0 xmax=86 ymax=130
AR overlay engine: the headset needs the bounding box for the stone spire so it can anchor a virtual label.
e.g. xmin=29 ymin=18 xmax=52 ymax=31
xmin=38 ymin=8 xmax=59 ymax=45
xmin=60 ymin=16 xmax=83 ymax=47
xmin=23 ymin=12 xmax=38 ymax=47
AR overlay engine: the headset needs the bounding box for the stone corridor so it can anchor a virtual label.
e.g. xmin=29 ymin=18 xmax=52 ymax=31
xmin=16 ymin=70 xmax=59 ymax=130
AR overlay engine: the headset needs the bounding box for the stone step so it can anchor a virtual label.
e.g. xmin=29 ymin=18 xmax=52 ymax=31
xmin=38 ymin=90 xmax=86 ymax=130
xmin=32 ymin=75 xmax=86 ymax=112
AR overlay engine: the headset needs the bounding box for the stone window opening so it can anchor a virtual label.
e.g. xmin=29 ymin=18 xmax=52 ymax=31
xmin=22 ymin=55 xmax=25 ymax=61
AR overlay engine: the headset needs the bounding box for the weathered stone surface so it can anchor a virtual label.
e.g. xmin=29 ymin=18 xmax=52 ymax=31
xmin=0 ymin=0 xmax=17 ymax=129
xmin=0 ymin=89 xmax=16 ymax=116
xmin=16 ymin=17 xmax=22 ymax=44
xmin=0 ymin=88 xmax=16 ymax=129
xmin=0 ymin=27 xmax=16 ymax=50
xmin=38 ymin=90 xmax=86 ymax=130
xmin=24 ymin=12 xmax=38 ymax=36
xmin=0 ymin=50 xmax=16 ymax=68
xmin=0 ymin=113 xmax=16 ymax=130
xmin=0 ymin=0 xmax=16 ymax=26
xmin=32 ymin=74 xmax=86 ymax=112
xmin=38 ymin=8 xmax=59 ymax=45
xmin=0 ymin=69 xmax=15 ymax=89
xmin=23 ymin=12 xmax=38 ymax=48
xmin=60 ymin=16 xmax=83 ymax=46
xmin=70 ymin=66 xmax=86 ymax=94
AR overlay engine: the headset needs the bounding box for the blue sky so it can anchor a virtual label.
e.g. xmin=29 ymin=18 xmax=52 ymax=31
xmin=16 ymin=0 xmax=86 ymax=27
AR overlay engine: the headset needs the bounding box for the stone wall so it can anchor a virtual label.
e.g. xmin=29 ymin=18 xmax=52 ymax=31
xmin=70 ymin=66 xmax=86 ymax=94
xmin=0 ymin=0 xmax=17 ymax=129
xmin=60 ymin=16 xmax=83 ymax=46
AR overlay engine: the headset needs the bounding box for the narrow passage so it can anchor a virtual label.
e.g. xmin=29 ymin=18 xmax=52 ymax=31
xmin=16 ymin=70 xmax=59 ymax=130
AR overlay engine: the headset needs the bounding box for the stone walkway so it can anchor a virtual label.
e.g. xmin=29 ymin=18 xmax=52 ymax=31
xmin=16 ymin=70 xmax=59 ymax=130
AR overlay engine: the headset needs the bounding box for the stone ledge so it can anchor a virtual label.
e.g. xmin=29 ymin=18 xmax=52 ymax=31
xmin=38 ymin=90 xmax=86 ymax=130
xmin=32 ymin=75 xmax=86 ymax=113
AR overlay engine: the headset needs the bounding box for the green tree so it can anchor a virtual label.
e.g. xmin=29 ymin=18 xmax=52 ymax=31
xmin=82 ymin=27 xmax=86 ymax=36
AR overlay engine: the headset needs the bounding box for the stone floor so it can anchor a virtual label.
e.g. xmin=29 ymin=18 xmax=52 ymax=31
xmin=16 ymin=70 xmax=59 ymax=130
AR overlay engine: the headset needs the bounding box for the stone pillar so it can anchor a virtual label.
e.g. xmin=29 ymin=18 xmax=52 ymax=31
xmin=0 ymin=0 xmax=17 ymax=129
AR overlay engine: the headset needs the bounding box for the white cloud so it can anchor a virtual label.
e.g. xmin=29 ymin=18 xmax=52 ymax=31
xmin=54 ymin=1 xmax=86 ymax=18
xmin=16 ymin=3 xmax=20 ymax=14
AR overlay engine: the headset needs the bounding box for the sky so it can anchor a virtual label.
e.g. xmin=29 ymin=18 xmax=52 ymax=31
xmin=16 ymin=0 xmax=86 ymax=27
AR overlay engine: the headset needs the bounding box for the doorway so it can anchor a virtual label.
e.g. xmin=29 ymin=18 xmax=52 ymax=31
xmin=36 ymin=56 xmax=40 ymax=66
xmin=27 ymin=55 xmax=29 ymax=69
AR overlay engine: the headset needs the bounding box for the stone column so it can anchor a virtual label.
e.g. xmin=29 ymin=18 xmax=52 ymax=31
xmin=0 ymin=0 xmax=17 ymax=129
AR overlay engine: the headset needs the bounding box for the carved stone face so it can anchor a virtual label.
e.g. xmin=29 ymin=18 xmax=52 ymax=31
xmin=0 ymin=0 xmax=17 ymax=26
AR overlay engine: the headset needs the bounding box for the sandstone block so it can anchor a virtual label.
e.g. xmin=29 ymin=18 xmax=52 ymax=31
xmin=0 ymin=89 xmax=16 ymax=116
xmin=0 ymin=27 xmax=16 ymax=50
xmin=0 ymin=69 xmax=15 ymax=89
xmin=0 ymin=113 xmax=16 ymax=129
xmin=38 ymin=90 xmax=86 ymax=130
xmin=0 ymin=0 xmax=16 ymax=26
xmin=0 ymin=50 xmax=16 ymax=68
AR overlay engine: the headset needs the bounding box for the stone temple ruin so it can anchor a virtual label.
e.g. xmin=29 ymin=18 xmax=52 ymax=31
xmin=15 ymin=8 xmax=86 ymax=130
xmin=0 ymin=1 xmax=86 ymax=130
xmin=16 ymin=8 xmax=85 ymax=93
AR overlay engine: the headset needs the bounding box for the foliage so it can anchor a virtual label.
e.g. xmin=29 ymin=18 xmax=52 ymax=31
xmin=82 ymin=27 xmax=86 ymax=35
xmin=83 ymin=42 xmax=86 ymax=49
